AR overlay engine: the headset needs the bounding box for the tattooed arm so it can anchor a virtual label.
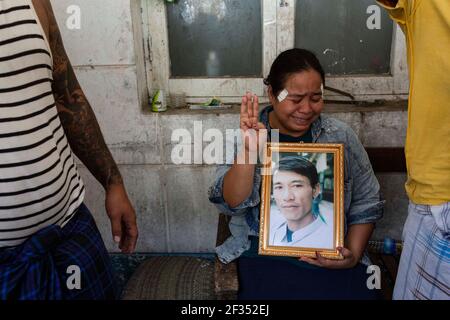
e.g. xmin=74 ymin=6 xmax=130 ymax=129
xmin=42 ymin=0 xmax=138 ymax=253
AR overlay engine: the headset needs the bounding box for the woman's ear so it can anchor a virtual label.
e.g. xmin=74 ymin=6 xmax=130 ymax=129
xmin=267 ymin=85 xmax=277 ymax=106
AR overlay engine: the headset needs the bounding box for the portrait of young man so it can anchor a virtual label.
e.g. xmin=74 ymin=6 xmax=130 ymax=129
xmin=269 ymin=155 xmax=334 ymax=250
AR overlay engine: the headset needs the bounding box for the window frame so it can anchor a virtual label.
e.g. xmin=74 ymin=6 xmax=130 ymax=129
xmin=142 ymin=0 xmax=408 ymax=104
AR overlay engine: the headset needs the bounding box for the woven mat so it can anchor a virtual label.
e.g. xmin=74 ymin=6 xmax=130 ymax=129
xmin=121 ymin=256 xmax=216 ymax=300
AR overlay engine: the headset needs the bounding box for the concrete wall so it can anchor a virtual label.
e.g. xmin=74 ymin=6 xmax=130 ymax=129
xmin=51 ymin=0 xmax=409 ymax=253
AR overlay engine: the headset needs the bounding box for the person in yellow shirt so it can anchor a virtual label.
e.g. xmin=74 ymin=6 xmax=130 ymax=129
xmin=378 ymin=0 xmax=450 ymax=300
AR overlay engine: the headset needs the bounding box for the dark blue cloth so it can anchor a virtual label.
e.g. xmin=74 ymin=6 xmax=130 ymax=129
xmin=0 ymin=204 xmax=118 ymax=300
xmin=238 ymin=237 xmax=381 ymax=300
xmin=277 ymin=128 xmax=313 ymax=143
xmin=238 ymin=255 xmax=381 ymax=300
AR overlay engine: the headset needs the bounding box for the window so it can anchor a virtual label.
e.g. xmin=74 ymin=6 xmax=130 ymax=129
xmin=295 ymin=0 xmax=393 ymax=75
xmin=142 ymin=0 xmax=408 ymax=104
xmin=166 ymin=0 xmax=263 ymax=78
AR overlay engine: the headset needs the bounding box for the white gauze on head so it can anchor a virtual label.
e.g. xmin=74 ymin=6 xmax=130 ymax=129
xmin=277 ymin=89 xmax=288 ymax=102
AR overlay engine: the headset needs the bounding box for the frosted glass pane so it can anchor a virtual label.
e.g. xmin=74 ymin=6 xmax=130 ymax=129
xmin=166 ymin=0 xmax=262 ymax=78
xmin=295 ymin=0 xmax=393 ymax=75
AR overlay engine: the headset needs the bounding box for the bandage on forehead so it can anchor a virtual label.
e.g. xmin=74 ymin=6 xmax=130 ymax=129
xmin=277 ymin=89 xmax=288 ymax=102
xmin=277 ymin=84 xmax=324 ymax=102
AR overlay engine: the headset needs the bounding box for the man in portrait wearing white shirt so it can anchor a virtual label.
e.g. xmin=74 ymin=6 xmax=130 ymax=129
xmin=269 ymin=156 xmax=333 ymax=249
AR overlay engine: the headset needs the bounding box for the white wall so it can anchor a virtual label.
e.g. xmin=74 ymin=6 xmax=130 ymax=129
xmin=50 ymin=0 xmax=409 ymax=253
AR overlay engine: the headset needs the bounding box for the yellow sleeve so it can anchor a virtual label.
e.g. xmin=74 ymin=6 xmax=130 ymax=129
xmin=377 ymin=0 xmax=409 ymax=26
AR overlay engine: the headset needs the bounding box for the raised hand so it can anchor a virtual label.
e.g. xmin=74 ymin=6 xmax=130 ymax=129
xmin=240 ymin=92 xmax=266 ymax=155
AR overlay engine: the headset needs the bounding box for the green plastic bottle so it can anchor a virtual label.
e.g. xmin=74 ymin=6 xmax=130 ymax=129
xmin=151 ymin=89 xmax=167 ymax=112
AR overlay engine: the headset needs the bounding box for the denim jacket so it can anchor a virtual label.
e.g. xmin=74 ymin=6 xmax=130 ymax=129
xmin=208 ymin=106 xmax=384 ymax=265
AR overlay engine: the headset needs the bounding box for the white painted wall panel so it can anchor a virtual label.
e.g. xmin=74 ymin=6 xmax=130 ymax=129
xmin=50 ymin=0 xmax=135 ymax=66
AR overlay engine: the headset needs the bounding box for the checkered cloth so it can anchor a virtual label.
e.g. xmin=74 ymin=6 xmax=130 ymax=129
xmin=0 ymin=204 xmax=118 ymax=300
xmin=394 ymin=201 xmax=450 ymax=300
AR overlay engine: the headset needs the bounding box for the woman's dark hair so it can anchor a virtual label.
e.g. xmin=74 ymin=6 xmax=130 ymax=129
xmin=264 ymin=48 xmax=325 ymax=97
xmin=275 ymin=156 xmax=319 ymax=187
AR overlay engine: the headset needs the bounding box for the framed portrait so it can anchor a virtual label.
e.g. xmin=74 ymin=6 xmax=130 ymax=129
xmin=259 ymin=143 xmax=344 ymax=260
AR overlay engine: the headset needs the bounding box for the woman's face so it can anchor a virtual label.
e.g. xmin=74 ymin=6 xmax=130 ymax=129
xmin=269 ymin=69 xmax=324 ymax=137
xmin=272 ymin=170 xmax=320 ymax=222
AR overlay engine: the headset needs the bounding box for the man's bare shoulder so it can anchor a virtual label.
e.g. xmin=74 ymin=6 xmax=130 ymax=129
xmin=31 ymin=0 xmax=54 ymax=39
xmin=32 ymin=0 xmax=52 ymax=11
xmin=31 ymin=1 xmax=48 ymax=24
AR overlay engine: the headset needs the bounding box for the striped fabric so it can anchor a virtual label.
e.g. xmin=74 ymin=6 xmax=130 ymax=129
xmin=0 ymin=204 xmax=118 ymax=300
xmin=393 ymin=201 xmax=450 ymax=300
xmin=0 ymin=0 xmax=84 ymax=248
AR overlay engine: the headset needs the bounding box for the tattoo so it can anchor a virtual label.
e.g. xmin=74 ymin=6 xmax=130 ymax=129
xmin=47 ymin=4 xmax=122 ymax=189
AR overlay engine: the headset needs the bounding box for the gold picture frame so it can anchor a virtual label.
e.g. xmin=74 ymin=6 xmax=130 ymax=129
xmin=259 ymin=143 xmax=344 ymax=260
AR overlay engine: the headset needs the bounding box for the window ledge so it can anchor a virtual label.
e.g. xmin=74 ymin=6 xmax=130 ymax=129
xmin=143 ymin=100 xmax=407 ymax=116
